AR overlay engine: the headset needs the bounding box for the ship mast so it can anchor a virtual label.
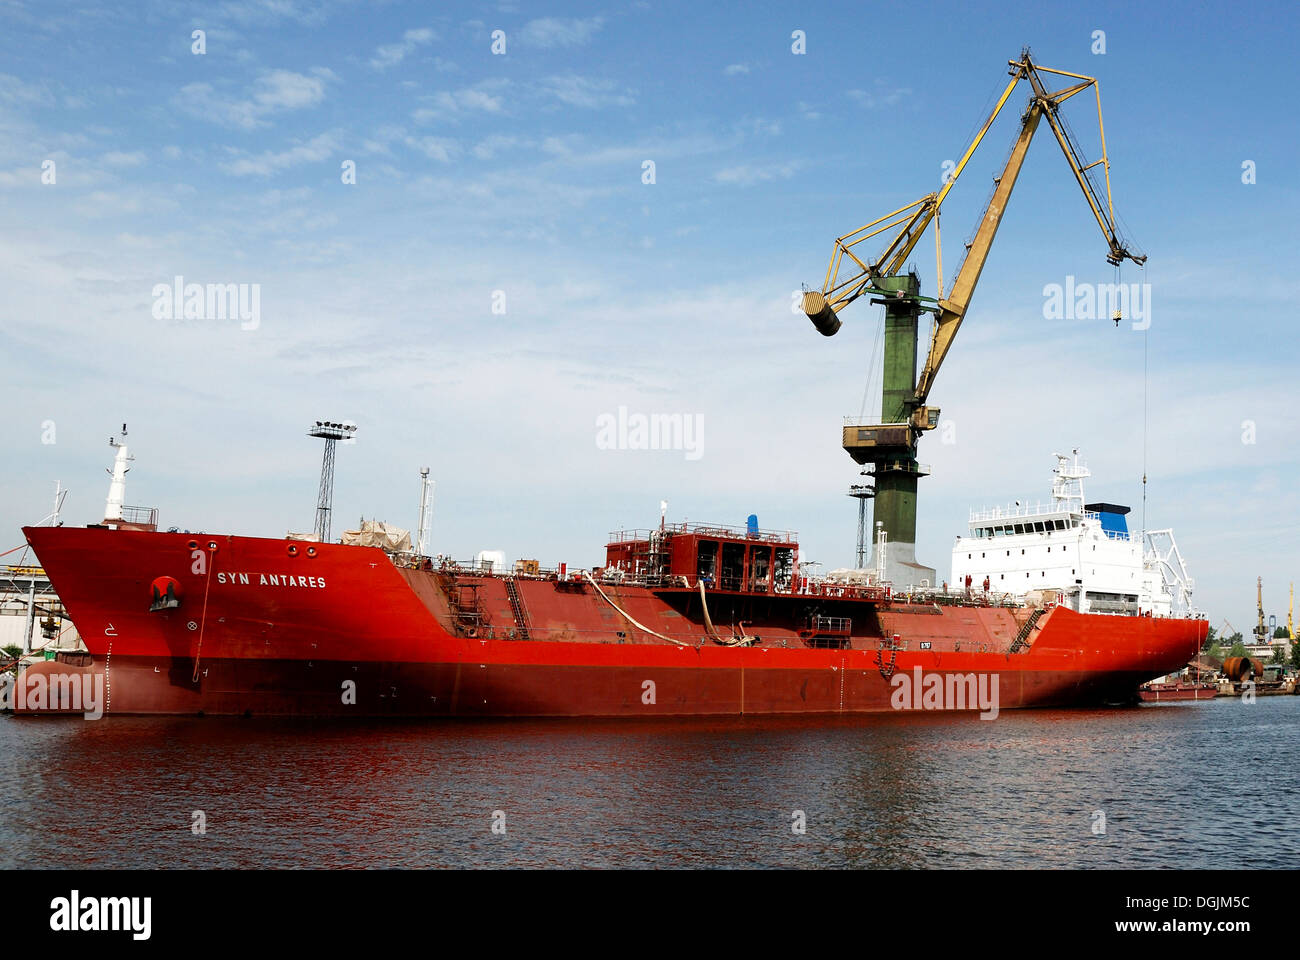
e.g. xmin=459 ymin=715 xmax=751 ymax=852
xmin=1050 ymin=449 xmax=1090 ymax=514
xmin=104 ymin=424 xmax=131 ymax=523
xmin=416 ymin=467 xmax=435 ymax=558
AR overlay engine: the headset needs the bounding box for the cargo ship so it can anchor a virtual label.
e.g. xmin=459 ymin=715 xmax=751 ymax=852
xmin=13 ymin=435 xmax=1206 ymax=717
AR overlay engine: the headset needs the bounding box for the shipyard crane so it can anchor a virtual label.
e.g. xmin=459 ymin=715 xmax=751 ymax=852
xmin=801 ymin=49 xmax=1146 ymax=586
xmin=1253 ymin=576 xmax=1270 ymax=645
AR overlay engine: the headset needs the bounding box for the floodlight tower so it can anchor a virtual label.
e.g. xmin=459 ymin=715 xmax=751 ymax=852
xmin=308 ymin=420 xmax=357 ymax=542
xmin=848 ymin=483 xmax=873 ymax=568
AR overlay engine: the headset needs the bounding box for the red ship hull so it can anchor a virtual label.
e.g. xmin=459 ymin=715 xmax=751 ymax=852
xmin=16 ymin=526 xmax=1207 ymax=718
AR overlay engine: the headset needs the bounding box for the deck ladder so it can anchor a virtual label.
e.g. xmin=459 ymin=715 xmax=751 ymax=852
xmin=504 ymin=578 xmax=532 ymax=641
xmin=1009 ymin=608 xmax=1044 ymax=654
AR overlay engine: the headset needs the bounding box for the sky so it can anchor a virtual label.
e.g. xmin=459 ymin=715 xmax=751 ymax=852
xmin=1 ymin=0 xmax=1297 ymax=631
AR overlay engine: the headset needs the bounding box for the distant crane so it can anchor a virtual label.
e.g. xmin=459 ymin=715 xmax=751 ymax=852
xmin=1219 ymin=618 xmax=1242 ymax=649
xmin=1254 ymin=576 xmax=1269 ymax=645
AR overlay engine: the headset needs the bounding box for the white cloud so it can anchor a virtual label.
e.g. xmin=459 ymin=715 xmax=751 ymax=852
xmin=214 ymin=0 xmax=336 ymax=26
xmin=517 ymin=17 xmax=604 ymax=48
xmin=175 ymin=68 xmax=334 ymax=129
xmin=713 ymin=162 xmax=799 ymax=186
xmin=72 ymin=189 xmax=178 ymax=218
xmin=724 ymin=63 xmax=750 ymax=75
xmin=541 ymin=75 xmax=634 ymax=109
xmin=100 ymin=151 xmax=147 ymax=167
xmin=0 ymin=166 xmax=37 ymax=188
xmin=403 ymin=136 xmax=459 ymax=162
xmin=221 ymin=132 xmax=339 ymax=176
xmin=412 ymin=81 xmax=507 ymax=122
xmin=0 ymin=73 xmax=52 ymax=106
xmin=370 ymin=28 xmax=435 ymax=71
xmin=472 ymin=135 xmax=523 ymax=160
xmin=847 ymin=84 xmax=912 ymax=109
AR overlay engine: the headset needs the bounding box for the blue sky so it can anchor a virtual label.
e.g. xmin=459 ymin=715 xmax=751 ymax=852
xmin=1 ymin=0 xmax=1298 ymax=630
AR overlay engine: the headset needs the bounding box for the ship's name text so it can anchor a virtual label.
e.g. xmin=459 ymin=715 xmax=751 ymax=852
xmin=216 ymin=572 xmax=327 ymax=589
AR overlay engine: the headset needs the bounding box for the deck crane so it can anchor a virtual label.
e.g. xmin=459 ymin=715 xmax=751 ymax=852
xmin=801 ymin=49 xmax=1146 ymax=586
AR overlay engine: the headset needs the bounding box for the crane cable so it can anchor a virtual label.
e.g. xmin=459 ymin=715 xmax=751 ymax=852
xmin=1140 ymin=259 xmax=1149 ymax=542
xmin=857 ymin=316 xmax=885 ymax=420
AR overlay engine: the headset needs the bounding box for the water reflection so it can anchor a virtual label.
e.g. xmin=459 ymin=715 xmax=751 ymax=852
xmin=1 ymin=699 xmax=1295 ymax=868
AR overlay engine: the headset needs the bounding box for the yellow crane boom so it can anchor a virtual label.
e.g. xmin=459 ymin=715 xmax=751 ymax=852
xmin=804 ymin=49 xmax=1145 ymax=410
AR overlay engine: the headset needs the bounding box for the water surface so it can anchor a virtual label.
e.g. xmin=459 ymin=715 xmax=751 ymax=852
xmin=1 ymin=697 xmax=1293 ymax=868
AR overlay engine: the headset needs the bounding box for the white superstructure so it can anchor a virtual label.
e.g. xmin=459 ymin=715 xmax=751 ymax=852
xmin=951 ymin=451 xmax=1196 ymax=617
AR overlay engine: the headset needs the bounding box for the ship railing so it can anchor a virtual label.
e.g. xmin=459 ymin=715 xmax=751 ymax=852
xmin=398 ymin=555 xmax=605 ymax=583
xmin=970 ymin=501 xmax=1078 ymax=523
xmin=399 ymin=554 xmax=1028 ymax=609
xmin=607 ymin=522 xmax=797 ymax=544
xmin=119 ymin=505 xmax=158 ymax=529
xmin=861 ymin=460 xmax=931 ymax=476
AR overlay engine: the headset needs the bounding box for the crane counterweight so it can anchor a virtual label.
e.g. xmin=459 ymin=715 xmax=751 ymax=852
xmin=802 ymin=291 xmax=842 ymax=336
